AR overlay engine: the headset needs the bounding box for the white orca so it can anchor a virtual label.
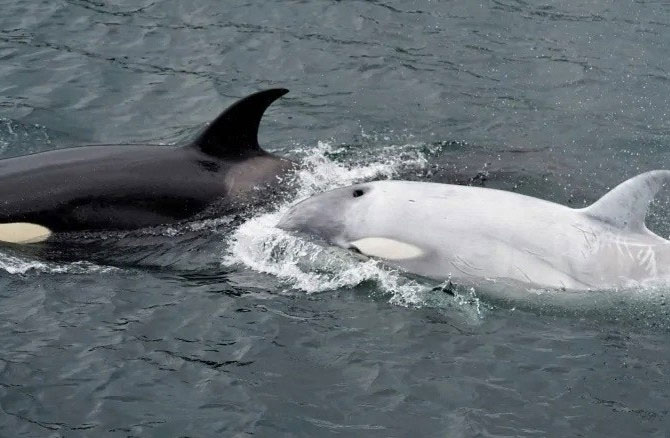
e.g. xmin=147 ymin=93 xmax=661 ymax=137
xmin=277 ymin=171 xmax=670 ymax=290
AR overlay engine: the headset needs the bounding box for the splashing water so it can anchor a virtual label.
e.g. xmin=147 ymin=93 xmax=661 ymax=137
xmin=290 ymin=140 xmax=431 ymax=197
xmin=0 ymin=252 xmax=118 ymax=275
xmin=0 ymin=118 xmax=54 ymax=157
xmin=224 ymin=140 xmax=484 ymax=317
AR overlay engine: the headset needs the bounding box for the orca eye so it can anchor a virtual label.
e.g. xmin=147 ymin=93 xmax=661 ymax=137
xmin=352 ymin=189 xmax=364 ymax=198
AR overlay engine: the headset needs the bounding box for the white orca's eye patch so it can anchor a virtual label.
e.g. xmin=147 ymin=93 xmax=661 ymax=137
xmin=352 ymin=189 xmax=365 ymax=198
xmin=349 ymin=237 xmax=424 ymax=260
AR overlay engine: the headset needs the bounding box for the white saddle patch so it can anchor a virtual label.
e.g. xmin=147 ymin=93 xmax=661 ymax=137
xmin=0 ymin=223 xmax=52 ymax=244
xmin=349 ymin=237 xmax=424 ymax=260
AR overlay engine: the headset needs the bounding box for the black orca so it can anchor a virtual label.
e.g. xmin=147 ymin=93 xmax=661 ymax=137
xmin=0 ymin=89 xmax=296 ymax=243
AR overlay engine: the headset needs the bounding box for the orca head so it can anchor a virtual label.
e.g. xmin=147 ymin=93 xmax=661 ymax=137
xmin=278 ymin=181 xmax=428 ymax=261
xmin=278 ymin=183 xmax=375 ymax=247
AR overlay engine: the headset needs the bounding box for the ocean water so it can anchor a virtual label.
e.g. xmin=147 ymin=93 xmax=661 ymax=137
xmin=1 ymin=1 xmax=669 ymax=436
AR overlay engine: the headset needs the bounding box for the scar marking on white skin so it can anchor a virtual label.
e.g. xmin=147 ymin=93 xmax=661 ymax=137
xmin=572 ymin=224 xmax=597 ymax=252
xmin=637 ymin=245 xmax=658 ymax=276
xmin=514 ymin=265 xmax=534 ymax=284
xmin=449 ymin=256 xmax=485 ymax=277
xmin=602 ymin=232 xmax=659 ymax=276
xmin=449 ymin=261 xmax=476 ymax=277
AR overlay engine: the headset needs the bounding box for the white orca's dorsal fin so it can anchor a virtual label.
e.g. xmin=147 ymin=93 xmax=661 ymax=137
xmin=192 ymin=88 xmax=288 ymax=160
xmin=584 ymin=170 xmax=670 ymax=231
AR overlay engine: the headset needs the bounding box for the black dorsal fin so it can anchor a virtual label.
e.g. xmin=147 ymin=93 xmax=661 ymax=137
xmin=192 ymin=88 xmax=288 ymax=159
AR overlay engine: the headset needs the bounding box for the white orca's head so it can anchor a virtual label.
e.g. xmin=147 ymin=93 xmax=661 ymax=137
xmin=278 ymin=183 xmax=375 ymax=247
xmin=278 ymin=181 xmax=426 ymax=260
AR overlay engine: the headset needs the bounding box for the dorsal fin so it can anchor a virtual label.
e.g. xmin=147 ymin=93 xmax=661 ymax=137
xmin=192 ymin=88 xmax=288 ymax=159
xmin=583 ymin=170 xmax=670 ymax=231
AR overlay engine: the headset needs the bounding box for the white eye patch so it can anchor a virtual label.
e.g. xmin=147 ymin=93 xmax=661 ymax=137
xmin=0 ymin=223 xmax=52 ymax=244
xmin=349 ymin=237 xmax=424 ymax=260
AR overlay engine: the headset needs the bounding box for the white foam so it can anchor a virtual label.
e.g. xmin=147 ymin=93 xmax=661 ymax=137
xmin=0 ymin=253 xmax=118 ymax=275
xmin=162 ymin=217 xmax=235 ymax=236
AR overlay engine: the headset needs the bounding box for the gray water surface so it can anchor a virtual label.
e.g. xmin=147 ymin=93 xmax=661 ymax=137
xmin=1 ymin=1 xmax=669 ymax=436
